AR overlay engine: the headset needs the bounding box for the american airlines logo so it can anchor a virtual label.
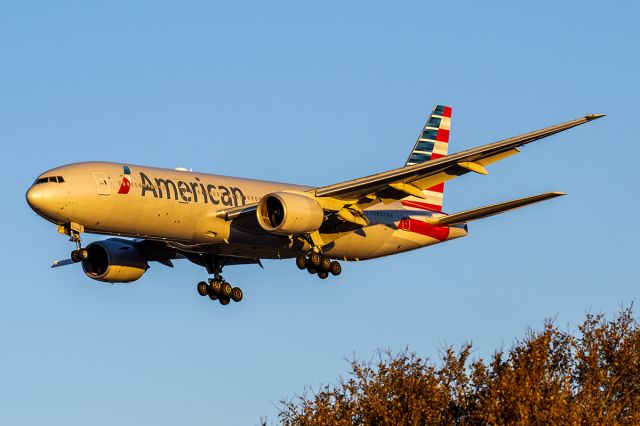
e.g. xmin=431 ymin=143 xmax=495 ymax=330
xmin=137 ymin=171 xmax=246 ymax=207
xmin=117 ymin=166 xmax=132 ymax=194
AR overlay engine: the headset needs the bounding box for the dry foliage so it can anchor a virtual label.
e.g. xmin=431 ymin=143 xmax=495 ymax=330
xmin=272 ymin=306 xmax=640 ymax=425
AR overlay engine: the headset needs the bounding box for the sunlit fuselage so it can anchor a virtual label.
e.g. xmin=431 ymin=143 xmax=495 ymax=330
xmin=26 ymin=161 xmax=467 ymax=261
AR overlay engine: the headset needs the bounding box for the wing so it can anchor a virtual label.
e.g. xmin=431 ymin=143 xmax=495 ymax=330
xmin=314 ymin=114 xmax=604 ymax=202
xmin=216 ymin=113 xmax=604 ymax=223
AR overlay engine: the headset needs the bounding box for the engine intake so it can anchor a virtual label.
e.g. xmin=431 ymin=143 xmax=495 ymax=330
xmin=82 ymin=239 xmax=149 ymax=283
xmin=257 ymin=192 xmax=324 ymax=235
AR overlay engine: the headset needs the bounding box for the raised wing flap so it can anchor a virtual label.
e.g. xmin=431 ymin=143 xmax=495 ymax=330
xmin=428 ymin=192 xmax=566 ymax=226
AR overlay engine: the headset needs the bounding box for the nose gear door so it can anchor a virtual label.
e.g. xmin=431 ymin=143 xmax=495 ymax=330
xmin=92 ymin=172 xmax=110 ymax=195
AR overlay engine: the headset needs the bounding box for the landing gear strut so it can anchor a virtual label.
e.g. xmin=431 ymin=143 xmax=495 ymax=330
xmin=295 ymin=254 xmax=342 ymax=280
xmin=61 ymin=223 xmax=88 ymax=263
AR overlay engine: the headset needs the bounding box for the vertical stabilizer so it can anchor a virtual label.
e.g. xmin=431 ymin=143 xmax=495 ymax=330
xmin=402 ymin=105 xmax=452 ymax=212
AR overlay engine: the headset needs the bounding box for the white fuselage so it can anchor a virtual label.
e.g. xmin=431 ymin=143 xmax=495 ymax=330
xmin=26 ymin=162 xmax=468 ymax=261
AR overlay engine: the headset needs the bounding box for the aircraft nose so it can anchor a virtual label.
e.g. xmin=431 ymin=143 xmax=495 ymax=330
xmin=26 ymin=185 xmax=45 ymax=211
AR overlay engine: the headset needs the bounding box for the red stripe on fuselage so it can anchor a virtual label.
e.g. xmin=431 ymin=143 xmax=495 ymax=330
xmin=401 ymin=218 xmax=450 ymax=241
xmin=401 ymin=200 xmax=442 ymax=211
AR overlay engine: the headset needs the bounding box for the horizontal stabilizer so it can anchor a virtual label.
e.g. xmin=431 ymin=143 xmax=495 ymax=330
xmin=51 ymin=258 xmax=75 ymax=268
xmin=428 ymin=192 xmax=566 ymax=226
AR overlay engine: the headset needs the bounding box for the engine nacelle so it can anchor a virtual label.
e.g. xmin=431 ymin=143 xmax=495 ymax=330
xmin=82 ymin=239 xmax=149 ymax=283
xmin=257 ymin=192 xmax=324 ymax=235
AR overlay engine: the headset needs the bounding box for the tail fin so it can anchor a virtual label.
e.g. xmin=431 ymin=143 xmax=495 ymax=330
xmin=402 ymin=105 xmax=452 ymax=212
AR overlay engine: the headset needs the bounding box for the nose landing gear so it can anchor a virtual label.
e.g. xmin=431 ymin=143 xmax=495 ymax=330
xmin=295 ymin=254 xmax=342 ymax=280
xmin=71 ymin=248 xmax=89 ymax=263
xmin=62 ymin=223 xmax=88 ymax=263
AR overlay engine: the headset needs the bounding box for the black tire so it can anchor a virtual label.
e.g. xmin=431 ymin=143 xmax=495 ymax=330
xmin=231 ymin=287 xmax=243 ymax=302
xmin=197 ymin=281 xmax=208 ymax=296
xmin=208 ymin=290 xmax=218 ymax=301
xmin=295 ymin=255 xmax=307 ymax=270
xmin=219 ymin=297 xmax=230 ymax=306
xmin=330 ymin=261 xmax=342 ymax=276
xmin=307 ymin=265 xmax=317 ymax=274
xmin=221 ymin=282 xmax=233 ymax=298
xmin=318 ymin=271 xmax=329 ymax=279
xmin=209 ymin=279 xmax=222 ymax=295
xmin=79 ymin=248 xmax=89 ymax=261
xmin=71 ymin=250 xmax=80 ymax=263
xmin=309 ymin=252 xmax=322 ymax=267
xmin=320 ymin=256 xmax=331 ymax=271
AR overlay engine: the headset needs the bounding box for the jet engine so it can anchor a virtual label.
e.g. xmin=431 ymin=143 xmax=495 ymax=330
xmin=81 ymin=238 xmax=149 ymax=283
xmin=256 ymin=192 xmax=324 ymax=235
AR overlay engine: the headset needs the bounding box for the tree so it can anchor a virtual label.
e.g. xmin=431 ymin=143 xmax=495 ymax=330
xmin=272 ymin=306 xmax=640 ymax=425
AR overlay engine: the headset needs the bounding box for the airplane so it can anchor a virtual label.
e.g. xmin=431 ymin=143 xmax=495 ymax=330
xmin=25 ymin=106 xmax=604 ymax=306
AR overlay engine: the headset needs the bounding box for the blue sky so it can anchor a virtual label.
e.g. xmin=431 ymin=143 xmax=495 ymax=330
xmin=1 ymin=1 xmax=638 ymax=424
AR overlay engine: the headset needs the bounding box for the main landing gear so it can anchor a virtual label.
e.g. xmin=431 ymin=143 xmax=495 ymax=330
xmin=196 ymin=277 xmax=243 ymax=306
xmin=197 ymin=257 xmax=244 ymax=306
xmin=296 ymin=253 xmax=342 ymax=279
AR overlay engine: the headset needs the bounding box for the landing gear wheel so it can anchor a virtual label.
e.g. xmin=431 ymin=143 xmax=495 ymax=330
xmin=197 ymin=281 xmax=208 ymax=296
xmin=318 ymin=271 xmax=329 ymax=279
xmin=320 ymin=256 xmax=331 ymax=271
xmin=71 ymin=250 xmax=80 ymax=263
xmin=231 ymin=287 xmax=243 ymax=302
xmin=209 ymin=279 xmax=222 ymax=295
xmin=79 ymin=248 xmax=89 ymax=261
xmin=295 ymin=255 xmax=307 ymax=270
xmin=307 ymin=265 xmax=317 ymax=274
xmin=329 ymin=261 xmax=342 ymax=276
xmin=219 ymin=297 xmax=230 ymax=306
xmin=221 ymin=282 xmax=233 ymax=298
xmin=309 ymin=252 xmax=322 ymax=268
xmin=208 ymin=289 xmax=219 ymax=301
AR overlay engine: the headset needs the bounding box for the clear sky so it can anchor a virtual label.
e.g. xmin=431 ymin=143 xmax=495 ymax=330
xmin=1 ymin=1 xmax=638 ymax=424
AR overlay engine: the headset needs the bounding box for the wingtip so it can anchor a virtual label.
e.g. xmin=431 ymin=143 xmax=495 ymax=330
xmin=585 ymin=114 xmax=606 ymax=121
xmin=550 ymin=191 xmax=567 ymax=196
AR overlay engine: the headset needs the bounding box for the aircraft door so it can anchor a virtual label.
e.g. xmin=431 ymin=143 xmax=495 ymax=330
xmin=400 ymin=217 xmax=411 ymax=231
xmin=92 ymin=172 xmax=110 ymax=195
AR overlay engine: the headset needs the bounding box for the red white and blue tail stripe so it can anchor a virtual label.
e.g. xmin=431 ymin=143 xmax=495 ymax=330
xmin=402 ymin=105 xmax=452 ymax=212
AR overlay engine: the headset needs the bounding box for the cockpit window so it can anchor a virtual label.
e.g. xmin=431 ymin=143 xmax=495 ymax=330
xmin=34 ymin=176 xmax=65 ymax=184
